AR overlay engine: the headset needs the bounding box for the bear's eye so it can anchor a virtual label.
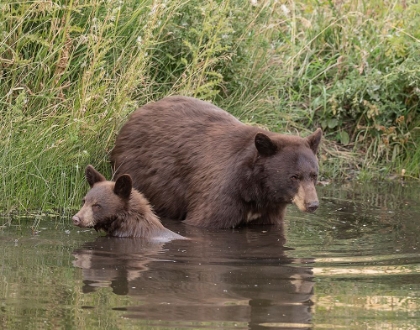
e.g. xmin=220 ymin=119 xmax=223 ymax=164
xmin=290 ymin=175 xmax=299 ymax=181
xmin=310 ymin=173 xmax=318 ymax=181
xmin=92 ymin=203 xmax=101 ymax=210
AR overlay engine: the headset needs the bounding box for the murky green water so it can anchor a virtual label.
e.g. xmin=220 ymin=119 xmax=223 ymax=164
xmin=1 ymin=182 xmax=420 ymax=329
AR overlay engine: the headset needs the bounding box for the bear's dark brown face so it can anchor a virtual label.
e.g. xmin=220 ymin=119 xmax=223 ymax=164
xmin=254 ymin=128 xmax=321 ymax=213
xmin=72 ymin=165 xmax=132 ymax=228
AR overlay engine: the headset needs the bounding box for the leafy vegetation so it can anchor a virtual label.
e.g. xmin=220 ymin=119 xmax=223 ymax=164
xmin=1 ymin=0 xmax=419 ymax=213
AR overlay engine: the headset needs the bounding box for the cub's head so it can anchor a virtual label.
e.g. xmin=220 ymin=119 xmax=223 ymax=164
xmin=72 ymin=165 xmax=132 ymax=229
xmin=254 ymin=128 xmax=322 ymax=213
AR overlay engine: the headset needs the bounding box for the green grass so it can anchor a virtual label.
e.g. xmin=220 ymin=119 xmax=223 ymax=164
xmin=1 ymin=0 xmax=419 ymax=213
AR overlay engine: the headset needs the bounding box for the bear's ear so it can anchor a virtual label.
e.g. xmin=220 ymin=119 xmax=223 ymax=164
xmin=114 ymin=174 xmax=132 ymax=200
xmin=255 ymin=133 xmax=277 ymax=157
xmin=306 ymin=128 xmax=322 ymax=155
xmin=85 ymin=165 xmax=106 ymax=187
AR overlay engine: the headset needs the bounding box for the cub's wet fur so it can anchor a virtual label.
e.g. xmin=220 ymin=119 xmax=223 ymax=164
xmin=73 ymin=165 xmax=186 ymax=241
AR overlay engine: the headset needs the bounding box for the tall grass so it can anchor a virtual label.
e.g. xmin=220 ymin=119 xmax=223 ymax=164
xmin=1 ymin=0 xmax=419 ymax=213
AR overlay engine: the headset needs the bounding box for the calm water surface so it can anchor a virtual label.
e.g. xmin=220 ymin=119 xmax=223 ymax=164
xmin=1 ymin=182 xmax=420 ymax=329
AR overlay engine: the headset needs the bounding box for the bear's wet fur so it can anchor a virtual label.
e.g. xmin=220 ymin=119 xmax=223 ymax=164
xmin=72 ymin=165 xmax=186 ymax=241
xmin=110 ymin=96 xmax=322 ymax=229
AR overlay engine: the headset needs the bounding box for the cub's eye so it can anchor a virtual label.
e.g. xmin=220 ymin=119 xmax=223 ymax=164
xmin=310 ymin=173 xmax=318 ymax=181
xmin=290 ymin=175 xmax=299 ymax=181
xmin=92 ymin=203 xmax=101 ymax=210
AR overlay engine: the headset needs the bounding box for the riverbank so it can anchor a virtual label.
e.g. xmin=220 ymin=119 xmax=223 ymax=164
xmin=1 ymin=0 xmax=419 ymax=213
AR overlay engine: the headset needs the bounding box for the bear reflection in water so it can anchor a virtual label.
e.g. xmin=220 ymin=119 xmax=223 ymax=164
xmin=73 ymin=223 xmax=314 ymax=327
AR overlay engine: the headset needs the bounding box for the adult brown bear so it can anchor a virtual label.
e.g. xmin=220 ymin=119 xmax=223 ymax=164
xmin=111 ymin=96 xmax=322 ymax=229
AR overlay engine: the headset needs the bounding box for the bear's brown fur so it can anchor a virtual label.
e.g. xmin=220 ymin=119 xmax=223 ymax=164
xmin=72 ymin=165 xmax=186 ymax=241
xmin=110 ymin=96 xmax=322 ymax=229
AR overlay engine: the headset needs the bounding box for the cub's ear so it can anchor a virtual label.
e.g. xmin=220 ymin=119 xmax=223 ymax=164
xmin=306 ymin=128 xmax=322 ymax=155
xmin=255 ymin=133 xmax=277 ymax=157
xmin=85 ymin=165 xmax=106 ymax=187
xmin=114 ymin=174 xmax=132 ymax=200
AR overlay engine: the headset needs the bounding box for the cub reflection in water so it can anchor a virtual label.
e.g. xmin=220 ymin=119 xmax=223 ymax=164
xmin=73 ymin=237 xmax=166 ymax=295
xmin=72 ymin=224 xmax=315 ymax=328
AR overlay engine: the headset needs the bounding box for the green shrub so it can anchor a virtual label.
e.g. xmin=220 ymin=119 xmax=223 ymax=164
xmin=271 ymin=0 xmax=420 ymax=172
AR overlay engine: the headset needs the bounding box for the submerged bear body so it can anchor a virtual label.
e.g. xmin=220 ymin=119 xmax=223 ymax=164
xmin=111 ymin=96 xmax=322 ymax=229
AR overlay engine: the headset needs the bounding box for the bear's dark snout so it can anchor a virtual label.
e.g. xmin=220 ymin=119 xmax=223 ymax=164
xmin=305 ymin=201 xmax=319 ymax=213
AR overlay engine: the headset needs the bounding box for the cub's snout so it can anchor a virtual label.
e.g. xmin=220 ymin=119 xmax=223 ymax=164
xmin=72 ymin=215 xmax=82 ymax=226
xmin=72 ymin=205 xmax=95 ymax=228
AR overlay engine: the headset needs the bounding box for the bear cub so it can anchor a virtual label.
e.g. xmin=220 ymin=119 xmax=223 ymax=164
xmin=72 ymin=165 xmax=186 ymax=241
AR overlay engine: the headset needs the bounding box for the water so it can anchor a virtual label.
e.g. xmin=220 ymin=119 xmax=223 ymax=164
xmin=1 ymin=182 xmax=420 ymax=329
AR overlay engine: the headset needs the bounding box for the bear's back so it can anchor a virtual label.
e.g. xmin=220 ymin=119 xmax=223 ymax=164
xmin=135 ymin=95 xmax=240 ymax=126
xmin=122 ymin=96 xmax=244 ymax=148
xmin=110 ymin=96 xmax=257 ymax=220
